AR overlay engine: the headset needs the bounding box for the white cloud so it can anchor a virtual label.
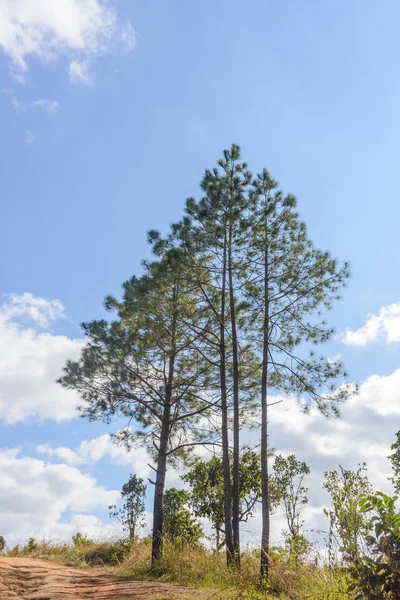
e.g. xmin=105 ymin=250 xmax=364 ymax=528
xmin=327 ymin=353 xmax=341 ymax=365
xmin=25 ymin=129 xmax=35 ymax=144
xmin=33 ymin=98 xmax=59 ymax=112
xmin=36 ymin=444 xmax=85 ymax=466
xmin=0 ymin=293 xmax=83 ymax=423
xmin=37 ymin=433 xmax=152 ymax=480
xmin=342 ymin=302 xmax=400 ymax=346
xmin=3 ymin=88 xmax=24 ymax=111
xmin=4 ymin=89 xmax=60 ymax=112
xmin=69 ymin=58 xmax=91 ymax=85
xmin=0 ymin=448 xmax=120 ymax=545
xmin=11 ymin=96 xmax=24 ymax=111
xmin=0 ymin=0 xmax=135 ymax=83
xmin=1 ymin=292 xmax=65 ymax=327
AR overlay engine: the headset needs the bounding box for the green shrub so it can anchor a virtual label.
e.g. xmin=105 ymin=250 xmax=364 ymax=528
xmin=83 ymin=538 xmax=134 ymax=566
xmin=349 ymin=492 xmax=400 ymax=599
xmin=72 ymin=532 xmax=93 ymax=547
xmin=27 ymin=538 xmax=37 ymax=552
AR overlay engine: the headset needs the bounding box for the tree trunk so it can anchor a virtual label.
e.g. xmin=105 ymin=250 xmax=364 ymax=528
xmin=152 ymin=292 xmax=176 ymax=566
xmin=220 ymin=229 xmax=234 ymax=567
xmin=129 ymin=521 xmax=135 ymax=541
xmin=228 ymin=222 xmax=241 ymax=568
xmin=151 ymin=402 xmax=170 ymax=565
xmin=260 ymin=200 xmax=270 ymax=579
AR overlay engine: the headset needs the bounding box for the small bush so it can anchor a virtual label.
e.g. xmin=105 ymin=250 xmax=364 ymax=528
xmin=0 ymin=536 xmax=6 ymax=554
xmin=83 ymin=538 xmax=134 ymax=566
xmin=72 ymin=532 xmax=93 ymax=547
xmin=27 ymin=538 xmax=37 ymax=552
xmin=8 ymin=544 xmax=20 ymax=557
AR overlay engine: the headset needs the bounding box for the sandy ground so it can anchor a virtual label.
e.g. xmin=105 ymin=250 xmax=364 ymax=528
xmin=0 ymin=557 xmax=196 ymax=599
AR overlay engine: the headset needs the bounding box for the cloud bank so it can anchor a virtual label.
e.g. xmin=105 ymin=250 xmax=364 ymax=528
xmin=0 ymin=293 xmax=83 ymax=423
xmin=0 ymin=448 xmax=120 ymax=544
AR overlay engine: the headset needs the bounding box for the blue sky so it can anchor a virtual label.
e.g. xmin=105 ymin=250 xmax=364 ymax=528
xmin=1 ymin=0 xmax=400 ymax=546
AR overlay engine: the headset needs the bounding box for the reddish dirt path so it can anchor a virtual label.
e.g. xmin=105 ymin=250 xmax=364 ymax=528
xmin=0 ymin=557 xmax=195 ymax=599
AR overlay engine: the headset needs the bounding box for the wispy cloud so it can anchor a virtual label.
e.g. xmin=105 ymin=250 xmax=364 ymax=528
xmin=3 ymin=88 xmax=25 ymax=112
xmin=0 ymin=0 xmax=135 ymax=84
xmin=4 ymin=89 xmax=59 ymax=113
xmin=33 ymin=99 xmax=59 ymax=113
xmin=69 ymin=59 xmax=92 ymax=86
xmin=25 ymin=130 xmax=36 ymax=144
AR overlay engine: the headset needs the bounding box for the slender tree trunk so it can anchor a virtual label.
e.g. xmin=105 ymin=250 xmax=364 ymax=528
xmin=129 ymin=520 xmax=135 ymax=541
xmin=220 ymin=229 xmax=234 ymax=566
xmin=151 ymin=401 xmax=170 ymax=565
xmin=228 ymin=222 xmax=241 ymax=567
xmin=260 ymin=200 xmax=270 ymax=579
xmin=152 ymin=291 xmax=177 ymax=566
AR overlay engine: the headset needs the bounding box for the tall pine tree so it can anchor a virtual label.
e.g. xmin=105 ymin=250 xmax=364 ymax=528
xmin=59 ymin=244 xmax=218 ymax=565
xmin=246 ymin=168 xmax=351 ymax=577
xmin=175 ymin=150 xmax=256 ymax=565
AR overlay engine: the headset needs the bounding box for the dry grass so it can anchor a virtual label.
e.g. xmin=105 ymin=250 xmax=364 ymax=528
xmin=117 ymin=539 xmax=351 ymax=599
xmin=4 ymin=536 xmax=353 ymax=599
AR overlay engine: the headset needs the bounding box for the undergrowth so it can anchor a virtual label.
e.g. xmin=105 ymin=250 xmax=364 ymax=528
xmin=5 ymin=536 xmax=353 ymax=599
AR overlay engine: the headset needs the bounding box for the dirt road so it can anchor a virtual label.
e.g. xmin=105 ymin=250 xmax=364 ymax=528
xmin=0 ymin=557 xmax=195 ymax=599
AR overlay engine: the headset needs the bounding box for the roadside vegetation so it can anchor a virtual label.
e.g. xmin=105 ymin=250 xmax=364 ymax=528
xmin=4 ymin=430 xmax=400 ymax=598
xmin=3 ymin=536 xmax=350 ymax=599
